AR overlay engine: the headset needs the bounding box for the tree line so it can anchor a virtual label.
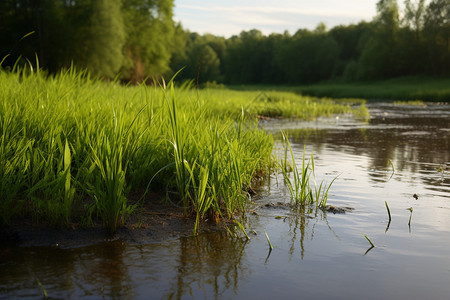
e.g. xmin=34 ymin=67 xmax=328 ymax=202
xmin=1 ymin=0 xmax=448 ymax=84
xmin=0 ymin=0 xmax=177 ymax=83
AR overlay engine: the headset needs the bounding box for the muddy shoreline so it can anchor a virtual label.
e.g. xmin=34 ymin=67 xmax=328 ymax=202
xmin=0 ymin=201 xmax=229 ymax=249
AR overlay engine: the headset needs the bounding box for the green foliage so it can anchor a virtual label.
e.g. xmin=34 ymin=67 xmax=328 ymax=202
xmin=84 ymin=120 xmax=135 ymax=234
xmin=122 ymin=0 xmax=176 ymax=82
xmin=423 ymin=0 xmax=450 ymax=75
xmin=277 ymin=28 xmax=340 ymax=83
xmin=224 ymin=30 xmax=287 ymax=84
xmin=0 ymin=0 xmax=176 ymax=81
xmin=0 ymin=66 xmax=360 ymax=231
xmin=295 ymin=76 xmax=450 ymax=102
xmin=170 ymin=33 xmax=225 ymax=84
xmin=167 ymin=1 xmax=448 ymax=85
xmin=83 ymin=0 xmax=125 ymax=79
xmin=1 ymin=1 xmax=448 ymax=85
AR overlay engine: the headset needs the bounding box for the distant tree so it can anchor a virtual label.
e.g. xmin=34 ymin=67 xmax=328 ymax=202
xmin=168 ymin=24 xmax=190 ymax=77
xmin=277 ymin=25 xmax=340 ymax=83
xmin=1 ymin=0 xmax=447 ymax=84
xmin=359 ymin=0 xmax=401 ymax=79
xmin=423 ymin=0 xmax=450 ymax=75
xmin=201 ymin=34 xmax=227 ymax=78
xmin=224 ymin=29 xmax=266 ymax=83
xmin=404 ymin=0 xmax=426 ymax=36
xmin=80 ymin=0 xmax=125 ymax=79
xmin=121 ymin=0 xmax=175 ymax=82
xmin=169 ymin=32 xmax=223 ymax=84
xmin=393 ymin=0 xmax=427 ymax=75
xmin=0 ymin=0 xmax=66 ymax=71
xmin=261 ymin=33 xmax=289 ymax=83
xmin=193 ymin=44 xmax=221 ymax=84
xmin=376 ymin=0 xmax=400 ymax=31
xmin=329 ymin=22 xmax=375 ymax=79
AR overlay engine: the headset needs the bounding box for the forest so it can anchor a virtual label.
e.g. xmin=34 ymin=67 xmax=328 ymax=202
xmin=1 ymin=0 xmax=449 ymax=84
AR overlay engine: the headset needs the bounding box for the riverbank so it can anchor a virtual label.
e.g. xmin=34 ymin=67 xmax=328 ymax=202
xmin=0 ymin=68 xmax=367 ymax=235
xmin=0 ymin=198 xmax=229 ymax=248
xmin=229 ymin=76 xmax=450 ymax=102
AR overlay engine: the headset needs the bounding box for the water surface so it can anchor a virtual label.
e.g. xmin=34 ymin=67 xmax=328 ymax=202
xmin=1 ymin=102 xmax=449 ymax=299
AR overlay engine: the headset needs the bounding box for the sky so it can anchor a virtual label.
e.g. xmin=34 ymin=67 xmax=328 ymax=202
xmin=173 ymin=0 xmax=380 ymax=37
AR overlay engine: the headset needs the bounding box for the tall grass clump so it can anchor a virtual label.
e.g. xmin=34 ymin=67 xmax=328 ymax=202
xmin=84 ymin=121 xmax=135 ymax=233
xmin=280 ymin=132 xmax=336 ymax=208
xmin=159 ymin=81 xmax=274 ymax=234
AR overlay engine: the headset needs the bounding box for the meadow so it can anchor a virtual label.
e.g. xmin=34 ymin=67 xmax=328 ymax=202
xmin=230 ymin=76 xmax=450 ymax=102
xmin=0 ymin=67 xmax=368 ymax=233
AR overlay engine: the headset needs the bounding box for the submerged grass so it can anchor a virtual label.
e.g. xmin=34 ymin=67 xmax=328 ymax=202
xmin=0 ymin=64 xmax=365 ymax=232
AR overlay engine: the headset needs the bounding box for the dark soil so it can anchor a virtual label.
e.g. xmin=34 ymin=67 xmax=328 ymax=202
xmin=0 ymin=199 xmax=230 ymax=249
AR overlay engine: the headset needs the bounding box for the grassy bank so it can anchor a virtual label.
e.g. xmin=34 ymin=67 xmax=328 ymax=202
xmin=230 ymin=76 xmax=450 ymax=102
xmin=0 ymin=67 xmax=367 ymax=233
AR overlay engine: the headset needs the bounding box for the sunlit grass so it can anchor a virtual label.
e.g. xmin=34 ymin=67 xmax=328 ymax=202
xmin=280 ymin=132 xmax=336 ymax=208
xmin=364 ymin=235 xmax=375 ymax=247
xmin=393 ymin=100 xmax=425 ymax=106
xmin=0 ymin=64 xmax=365 ymax=232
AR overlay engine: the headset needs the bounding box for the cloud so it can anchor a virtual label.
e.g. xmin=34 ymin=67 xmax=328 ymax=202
xmin=174 ymin=1 xmax=376 ymax=36
xmin=177 ymin=4 xmax=373 ymax=20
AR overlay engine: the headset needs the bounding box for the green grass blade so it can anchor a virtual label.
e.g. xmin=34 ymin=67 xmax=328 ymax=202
xmin=264 ymin=230 xmax=273 ymax=250
xmin=385 ymin=201 xmax=391 ymax=222
xmin=364 ymin=235 xmax=375 ymax=248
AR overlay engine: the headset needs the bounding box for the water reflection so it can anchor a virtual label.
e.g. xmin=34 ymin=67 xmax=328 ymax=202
xmin=284 ymin=207 xmax=335 ymax=260
xmin=0 ymin=232 xmax=249 ymax=299
xmin=268 ymin=103 xmax=450 ymax=195
xmin=167 ymin=232 xmax=248 ymax=299
xmin=0 ymin=242 xmax=133 ymax=299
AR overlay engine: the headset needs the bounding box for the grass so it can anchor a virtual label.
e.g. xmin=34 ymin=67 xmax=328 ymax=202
xmin=230 ymin=76 xmax=450 ymax=102
xmin=393 ymin=100 xmax=426 ymax=106
xmin=385 ymin=201 xmax=392 ymax=232
xmin=363 ymin=235 xmax=375 ymax=255
xmin=280 ymin=132 xmax=336 ymax=208
xmin=35 ymin=274 xmax=48 ymax=299
xmin=364 ymin=235 xmax=375 ymax=248
xmin=387 ymin=160 xmax=395 ymax=181
xmin=385 ymin=201 xmax=391 ymax=222
xmin=297 ymin=76 xmax=450 ymax=102
xmin=408 ymin=207 xmax=413 ymax=227
xmin=0 ymin=63 xmax=366 ymax=232
xmin=264 ymin=230 xmax=273 ymax=251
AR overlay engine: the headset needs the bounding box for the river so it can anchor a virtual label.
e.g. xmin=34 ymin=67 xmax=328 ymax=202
xmin=1 ymin=102 xmax=449 ymax=299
